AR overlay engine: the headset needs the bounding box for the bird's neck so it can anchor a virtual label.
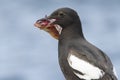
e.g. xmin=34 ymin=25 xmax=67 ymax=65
xmin=59 ymin=21 xmax=85 ymax=41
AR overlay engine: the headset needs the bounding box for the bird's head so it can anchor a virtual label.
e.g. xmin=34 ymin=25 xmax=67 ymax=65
xmin=34 ymin=7 xmax=81 ymax=39
xmin=48 ymin=8 xmax=80 ymax=28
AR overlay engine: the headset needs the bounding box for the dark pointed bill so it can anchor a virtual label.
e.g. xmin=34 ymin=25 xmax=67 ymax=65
xmin=34 ymin=16 xmax=62 ymax=39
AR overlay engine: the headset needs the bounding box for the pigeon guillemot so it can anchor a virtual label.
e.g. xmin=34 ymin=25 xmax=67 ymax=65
xmin=34 ymin=7 xmax=118 ymax=80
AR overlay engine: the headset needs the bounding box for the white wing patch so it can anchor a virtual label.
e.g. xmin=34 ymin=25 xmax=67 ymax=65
xmin=67 ymin=54 xmax=105 ymax=80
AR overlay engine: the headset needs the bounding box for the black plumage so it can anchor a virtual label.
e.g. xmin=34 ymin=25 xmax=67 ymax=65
xmin=48 ymin=7 xmax=117 ymax=80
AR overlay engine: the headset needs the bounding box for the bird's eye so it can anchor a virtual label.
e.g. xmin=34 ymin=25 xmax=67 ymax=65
xmin=58 ymin=12 xmax=65 ymax=17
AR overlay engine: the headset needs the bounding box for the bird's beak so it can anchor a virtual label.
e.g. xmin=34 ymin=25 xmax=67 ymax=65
xmin=34 ymin=15 xmax=62 ymax=40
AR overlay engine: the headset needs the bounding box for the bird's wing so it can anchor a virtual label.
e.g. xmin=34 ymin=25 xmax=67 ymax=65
xmin=67 ymin=46 xmax=117 ymax=80
xmin=67 ymin=49 xmax=104 ymax=80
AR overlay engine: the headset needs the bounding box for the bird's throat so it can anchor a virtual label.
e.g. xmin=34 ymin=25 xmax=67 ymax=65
xmin=59 ymin=23 xmax=85 ymax=41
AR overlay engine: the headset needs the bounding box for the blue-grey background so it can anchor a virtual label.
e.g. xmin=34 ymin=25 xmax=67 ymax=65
xmin=0 ymin=0 xmax=119 ymax=80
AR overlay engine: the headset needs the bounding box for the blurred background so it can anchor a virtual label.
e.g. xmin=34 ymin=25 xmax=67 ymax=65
xmin=0 ymin=0 xmax=120 ymax=80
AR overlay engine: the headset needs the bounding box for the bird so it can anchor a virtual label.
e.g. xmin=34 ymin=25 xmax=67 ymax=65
xmin=35 ymin=7 xmax=118 ymax=80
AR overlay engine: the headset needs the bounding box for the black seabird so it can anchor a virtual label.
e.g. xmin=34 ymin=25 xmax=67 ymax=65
xmin=35 ymin=7 xmax=118 ymax=80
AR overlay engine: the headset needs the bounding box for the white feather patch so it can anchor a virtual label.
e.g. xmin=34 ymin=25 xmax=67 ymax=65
xmin=67 ymin=54 xmax=105 ymax=80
